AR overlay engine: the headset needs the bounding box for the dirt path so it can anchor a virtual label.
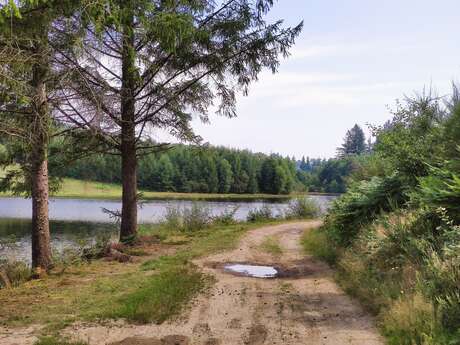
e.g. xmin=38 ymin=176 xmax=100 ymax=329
xmin=61 ymin=221 xmax=384 ymax=345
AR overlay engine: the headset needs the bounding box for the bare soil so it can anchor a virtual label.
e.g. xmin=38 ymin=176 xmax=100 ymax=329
xmin=1 ymin=221 xmax=384 ymax=345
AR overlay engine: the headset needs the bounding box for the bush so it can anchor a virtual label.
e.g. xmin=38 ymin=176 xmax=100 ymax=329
xmin=325 ymin=174 xmax=406 ymax=246
xmin=182 ymin=204 xmax=212 ymax=232
xmin=285 ymin=197 xmax=320 ymax=219
xmin=162 ymin=203 xmax=212 ymax=232
xmin=246 ymin=204 xmax=277 ymax=222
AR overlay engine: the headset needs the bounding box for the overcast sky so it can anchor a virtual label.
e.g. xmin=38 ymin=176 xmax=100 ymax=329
xmin=189 ymin=0 xmax=460 ymax=159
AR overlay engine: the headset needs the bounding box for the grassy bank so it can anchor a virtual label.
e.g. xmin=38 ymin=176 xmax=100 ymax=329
xmin=0 ymin=178 xmax=320 ymax=201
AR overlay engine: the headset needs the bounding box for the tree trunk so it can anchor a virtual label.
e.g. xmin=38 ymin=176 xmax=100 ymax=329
xmin=30 ymin=55 xmax=52 ymax=272
xmin=119 ymin=4 xmax=138 ymax=243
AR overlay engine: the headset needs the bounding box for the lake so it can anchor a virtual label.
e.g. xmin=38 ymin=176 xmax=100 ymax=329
xmin=0 ymin=195 xmax=336 ymax=262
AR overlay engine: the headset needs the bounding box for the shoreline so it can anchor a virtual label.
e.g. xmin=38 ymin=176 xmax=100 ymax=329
xmin=0 ymin=178 xmax=340 ymax=202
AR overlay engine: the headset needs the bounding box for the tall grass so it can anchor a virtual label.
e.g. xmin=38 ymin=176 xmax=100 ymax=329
xmin=246 ymin=204 xmax=277 ymax=222
xmin=285 ymin=197 xmax=320 ymax=219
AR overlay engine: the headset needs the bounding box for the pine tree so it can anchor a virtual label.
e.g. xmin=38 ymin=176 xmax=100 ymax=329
xmin=55 ymin=0 xmax=302 ymax=242
xmin=337 ymin=124 xmax=366 ymax=157
xmin=0 ymin=0 xmax=80 ymax=272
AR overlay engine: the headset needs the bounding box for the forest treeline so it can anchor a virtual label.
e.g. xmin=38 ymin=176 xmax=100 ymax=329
xmin=56 ymin=132 xmax=369 ymax=195
xmin=59 ymin=145 xmax=300 ymax=195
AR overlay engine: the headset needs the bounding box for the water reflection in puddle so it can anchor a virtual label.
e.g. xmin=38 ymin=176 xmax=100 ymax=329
xmin=223 ymin=264 xmax=278 ymax=278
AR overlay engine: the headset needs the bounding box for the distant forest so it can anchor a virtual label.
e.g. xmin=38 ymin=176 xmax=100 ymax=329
xmin=1 ymin=124 xmax=369 ymax=195
xmin=60 ymin=145 xmax=301 ymax=195
xmin=58 ymin=125 xmax=370 ymax=195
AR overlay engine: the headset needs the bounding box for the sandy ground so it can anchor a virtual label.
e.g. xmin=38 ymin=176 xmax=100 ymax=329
xmin=1 ymin=221 xmax=384 ymax=345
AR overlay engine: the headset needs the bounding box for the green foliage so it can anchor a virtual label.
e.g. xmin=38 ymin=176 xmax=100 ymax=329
xmin=301 ymin=227 xmax=339 ymax=265
xmin=417 ymin=165 xmax=460 ymax=222
xmin=304 ymin=85 xmax=460 ymax=345
xmin=372 ymin=94 xmax=445 ymax=184
xmin=325 ymin=174 xmax=406 ymax=245
xmin=337 ymin=124 xmax=367 ymax=157
xmin=284 ymin=197 xmax=320 ymax=219
xmin=162 ymin=203 xmax=212 ymax=232
xmin=59 ymin=145 xmax=301 ymax=195
xmin=297 ymin=157 xmax=353 ymax=193
xmin=258 ymin=156 xmax=296 ymax=194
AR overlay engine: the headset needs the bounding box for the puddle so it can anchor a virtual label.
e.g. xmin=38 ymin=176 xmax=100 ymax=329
xmin=223 ymin=263 xmax=278 ymax=278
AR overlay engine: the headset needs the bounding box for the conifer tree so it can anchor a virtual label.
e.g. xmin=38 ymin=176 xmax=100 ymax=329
xmin=0 ymin=0 xmax=79 ymax=271
xmin=55 ymin=0 xmax=302 ymax=242
xmin=337 ymin=124 xmax=366 ymax=157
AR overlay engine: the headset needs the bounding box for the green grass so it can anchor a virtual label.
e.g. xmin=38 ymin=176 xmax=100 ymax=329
xmin=107 ymin=265 xmax=209 ymax=324
xmin=301 ymin=227 xmax=339 ymax=265
xmin=260 ymin=236 xmax=283 ymax=256
xmin=55 ymin=179 xmax=305 ymax=201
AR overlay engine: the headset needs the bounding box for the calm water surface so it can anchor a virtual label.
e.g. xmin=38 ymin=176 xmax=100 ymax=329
xmin=0 ymin=195 xmax=336 ymax=262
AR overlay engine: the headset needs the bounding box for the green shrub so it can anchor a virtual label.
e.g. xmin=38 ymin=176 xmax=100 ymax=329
xmin=417 ymin=166 xmax=460 ymax=222
xmin=162 ymin=203 xmax=212 ymax=232
xmin=284 ymin=197 xmax=320 ymax=219
xmin=325 ymin=174 xmax=406 ymax=246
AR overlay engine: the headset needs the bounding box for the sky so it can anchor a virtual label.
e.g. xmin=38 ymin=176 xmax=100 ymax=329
xmin=184 ymin=0 xmax=460 ymax=159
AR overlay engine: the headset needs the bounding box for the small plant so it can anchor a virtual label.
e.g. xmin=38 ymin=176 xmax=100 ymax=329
xmin=246 ymin=204 xmax=277 ymax=222
xmin=163 ymin=205 xmax=182 ymax=230
xmin=212 ymin=206 xmax=239 ymax=225
xmin=162 ymin=203 xmax=212 ymax=232
xmin=285 ymin=197 xmax=320 ymax=219
xmin=182 ymin=203 xmax=212 ymax=232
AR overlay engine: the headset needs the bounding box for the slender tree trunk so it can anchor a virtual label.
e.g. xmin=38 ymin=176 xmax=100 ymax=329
xmin=30 ymin=52 xmax=52 ymax=272
xmin=119 ymin=4 xmax=138 ymax=243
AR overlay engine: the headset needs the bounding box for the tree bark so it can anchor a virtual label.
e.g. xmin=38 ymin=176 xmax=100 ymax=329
xmin=30 ymin=53 xmax=52 ymax=272
xmin=119 ymin=3 xmax=138 ymax=243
